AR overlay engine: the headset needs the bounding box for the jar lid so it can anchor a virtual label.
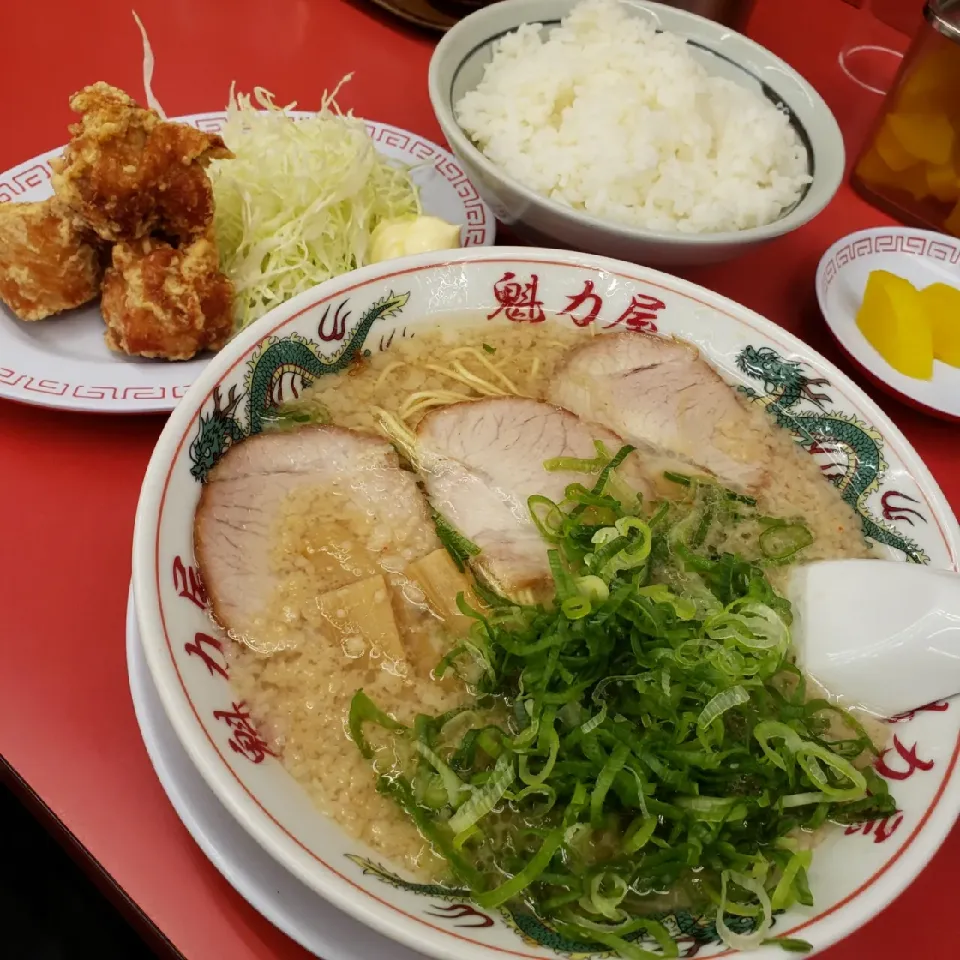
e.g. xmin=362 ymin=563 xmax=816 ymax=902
xmin=927 ymin=0 xmax=960 ymax=42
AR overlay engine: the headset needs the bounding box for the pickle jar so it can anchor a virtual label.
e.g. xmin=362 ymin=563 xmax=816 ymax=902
xmin=852 ymin=0 xmax=960 ymax=236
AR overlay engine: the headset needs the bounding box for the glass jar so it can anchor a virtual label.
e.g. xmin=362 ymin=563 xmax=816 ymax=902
xmin=851 ymin=0 xmax=960 ymax=237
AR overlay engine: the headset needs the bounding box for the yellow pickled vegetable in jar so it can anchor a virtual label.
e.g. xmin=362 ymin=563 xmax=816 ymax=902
xmin=886 ymin=112 xmax=955 ymax=165
xmin=874 ymin=118 xmax=921 ymax=172
xmin=926 ymin=160 xmax=960 ymax=201
xmin=856 ymin=271 xmax=934 ymax=379
xmin=852 ymin=1 xmax=960 ymax=238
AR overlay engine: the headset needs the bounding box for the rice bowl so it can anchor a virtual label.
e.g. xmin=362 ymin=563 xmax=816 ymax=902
xmin=428 ymin=0 xmax=845 ymax=266
xmin=455 ymin=0 xmax=812 ymax=235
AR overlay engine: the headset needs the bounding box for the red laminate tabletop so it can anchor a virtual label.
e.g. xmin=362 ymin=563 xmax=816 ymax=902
xmin=1 ymin=1 xmax=958 ymax=958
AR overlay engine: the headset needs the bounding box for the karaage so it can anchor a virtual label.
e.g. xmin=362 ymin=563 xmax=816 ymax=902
xmin=0 ymin=198 xmax=105 ymax=321
xmin=100 ymin=230 xmax=234 ymax=360
xmin=51 ymin=82 xmax=231 ymax=243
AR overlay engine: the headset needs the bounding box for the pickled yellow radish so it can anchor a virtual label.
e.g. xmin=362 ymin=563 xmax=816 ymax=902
xmin=855 ymin=148 xmax=929 ymax=201
xmin=886 ymin=112 xmax=955 ymax=166
xmin=855 ymin=148 xmax=906 ymax=190
xmin=856 ymin=271 xmax=933 ymax=380
xmin=921 ymin=282 xmax=960 ymax=368
xmin=898 ymin=49 xmax=960 ymax=112
xmin=925 ymin=161 xmax=960 ymax=203
xmin=901 ymin=164 xmax=935 ymax=201
xmin=874 ymin=119 xmax=920 ymax=173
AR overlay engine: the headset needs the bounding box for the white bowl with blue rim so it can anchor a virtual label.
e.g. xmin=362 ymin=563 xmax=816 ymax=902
xmin=427 ymin=0 xmax=844 ymax=267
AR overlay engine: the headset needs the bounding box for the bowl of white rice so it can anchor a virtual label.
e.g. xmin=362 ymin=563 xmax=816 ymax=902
xmin=428 ymin=0 xmax=845 ymax=266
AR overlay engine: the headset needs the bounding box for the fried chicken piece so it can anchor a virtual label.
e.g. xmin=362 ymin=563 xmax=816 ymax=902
xmin=0 ymin=198 xmax=105 ymax=320
xmin=100 ymin=231 xmax=234 ymax=360
xmin=51 ymin=82 xmax=231 ymax=243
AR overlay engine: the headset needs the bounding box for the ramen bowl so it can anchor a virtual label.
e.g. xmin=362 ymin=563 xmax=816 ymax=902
xmin=133 ymin=246 xmax=960 ymax=960
xmin=427 ymin=0 xmax=845 ymax=267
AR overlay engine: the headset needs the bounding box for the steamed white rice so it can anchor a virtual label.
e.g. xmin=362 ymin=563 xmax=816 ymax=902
xmin=455 ymin=0 xmax=812 ymax=234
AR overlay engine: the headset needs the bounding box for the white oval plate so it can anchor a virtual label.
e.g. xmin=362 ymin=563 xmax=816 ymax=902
xmin=134 ymin=247 xmax=960 ymax=960
xmin=0 ymin=113 xmax=495 ymax=414
xmin=127 ymin=586 xmax=427 ymax=960
xmin=816 ymin=228 xmax=960 ymax=421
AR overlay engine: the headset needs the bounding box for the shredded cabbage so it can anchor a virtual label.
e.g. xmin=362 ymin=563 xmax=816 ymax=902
xmin=133 ymin=11 xmax=166 ymax=118
xmin=209 ymin=76 xmax=421 ymax=331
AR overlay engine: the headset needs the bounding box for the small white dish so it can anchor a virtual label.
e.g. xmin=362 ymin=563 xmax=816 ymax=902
xmin=126 ymin=586 xmax=427 ymax=960
xmin=816 ymin=228 xmax=960 ymax=421
xmin=0 ymin=114 xmax=495 ymax=414
xmin=428 ymin=0 xmax=845 ymax=267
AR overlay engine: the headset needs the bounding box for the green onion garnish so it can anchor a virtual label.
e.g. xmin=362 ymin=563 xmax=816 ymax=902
xmin=348 ymin=446 xmax=897 ymax=957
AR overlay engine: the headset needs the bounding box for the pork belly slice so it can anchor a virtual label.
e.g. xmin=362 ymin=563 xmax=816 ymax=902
xmin=548 ymin=332 xmax=771 ymax=494
xmin=193 ymin=425 xmax=439 ymax=662
xmin=414 ymin=397 xmax=652 ymax=601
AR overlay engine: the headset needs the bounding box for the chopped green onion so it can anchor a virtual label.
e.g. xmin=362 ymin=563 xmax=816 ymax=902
xmin=590 ymin=743 xmax=629 ymax=828
xmin=576 ymin=575 xmax=609 ymax=603
xmin=771 ymin=849 xmax=812 ymax=911
xmin=754 ymin=721 xmax=804 ymax=770
xmin=583 ymin=872 xmax=629 ymax=920
xmin=543 ymin=454 xmax=606 ymax=474
xmin=448 ymin=753 xmax=514 ymax=834
xmin=697 ymin=685 xmax=750 ymax=745
xmin=796 ymin=742 xmax=868 ymax=801
xmin=717 ymin=870 xmax=772 ymax=950
xmin=636 ymin=584 xmax=696 ymax=620
xmin=580 ymin=703 xmax=608 ymax=735
xmin=562 ymin=596 xmax=592 ymax=620
xmin=762 ymin=937 xmax=814 ymax=953
xmin=452 ymin=824 xmax=480 ymax=850
xmin=519 ymin=713 xmax=560 ymax=786
xmin=705 ymin=601 xmax=790 ymax=653
xmin=432 ymin=510 xmax=480 ymax=571
xmin=759 ymin=521 xmax=814 ymax=561
xmin=415 ymin=741 xmax=469 ymax=807
xmin=348 ymin=690 xmax=405 ymax=759
xmin=676 ymin=796 xmax=738 ymax=822
xmin=529 ymin=495 xmax=565 ymax=542
xmin=350 ymin=445 xmax=895 ymax=955
xmin=623 ymin=815 xmax=657 ymax=854
xmin=376 ymin=775 xmax=482 ymax=889
xmin=781 ymin=792 xmax=832 ymax=808
xmin=260 ymin=400 xmax=331 ymax=431
xmin=474 ymin=828 xmax=564 ymax=909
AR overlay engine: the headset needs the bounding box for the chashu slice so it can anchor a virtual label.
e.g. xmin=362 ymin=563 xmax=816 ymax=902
xmin=414 ymin=397 xmax=653 ymax=601
xmin=193 ymin=425 xmax=439 ymax=661
xmin=547 ymin=332 xmax=771 ymax=494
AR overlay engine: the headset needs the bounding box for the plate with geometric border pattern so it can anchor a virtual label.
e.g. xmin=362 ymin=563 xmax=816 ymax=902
xmin=0 ymin=114 xmax=494 ymax=414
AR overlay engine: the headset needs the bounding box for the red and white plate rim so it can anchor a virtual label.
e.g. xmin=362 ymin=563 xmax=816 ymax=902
xmin=0 ymin=112 xmax=495 ymax=415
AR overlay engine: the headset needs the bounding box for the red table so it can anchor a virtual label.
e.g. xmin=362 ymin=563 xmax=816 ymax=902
xmin=1 ymin=1 xmax=957 ymax=958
